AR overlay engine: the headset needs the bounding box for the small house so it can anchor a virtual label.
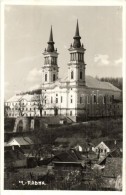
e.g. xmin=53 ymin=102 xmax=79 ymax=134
xmin=93 ymin=140 xmax=122 ymax=157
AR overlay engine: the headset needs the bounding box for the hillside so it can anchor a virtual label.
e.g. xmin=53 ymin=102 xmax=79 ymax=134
xmin=33 ymin=117 xmax=122 ymax=146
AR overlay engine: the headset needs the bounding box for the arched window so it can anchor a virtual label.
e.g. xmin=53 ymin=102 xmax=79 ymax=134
xmin=71 ymin=71 xmax=74 ymax=79
xmin=80 ymin=71 xmax=82 ymax=79
xmin=53 ymin=74 xmax=55 ymax=81
xmin=45 ymin=74 xmax=47 ymax=82
xmin=17 ymin=120 xmax=23 ymax=132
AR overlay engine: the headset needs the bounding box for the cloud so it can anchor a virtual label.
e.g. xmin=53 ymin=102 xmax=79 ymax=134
xmin=4 ymin=81 xmax=10 ymax=88
xmin=64 ymin=45 xmax=67 ymax=49
xmin=94 ymin=54 xmax=110 ymax=66
xmin=115 ymin=58 xmax=122 ymax=65
xmin=26 ymin=68 xmax=41 ymax=83
xmin=16 ymin=55 xmax=41 ymax=65
xmin=29 ymin=84 xmax=41 ymax=91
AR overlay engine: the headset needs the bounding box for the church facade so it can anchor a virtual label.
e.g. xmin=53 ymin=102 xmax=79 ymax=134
xmin=5 ymin=21 xmax=122 ymax=121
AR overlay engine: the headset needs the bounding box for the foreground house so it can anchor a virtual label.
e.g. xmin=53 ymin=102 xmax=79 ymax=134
xmin=93 ymin=140 xmax=122 ymax=157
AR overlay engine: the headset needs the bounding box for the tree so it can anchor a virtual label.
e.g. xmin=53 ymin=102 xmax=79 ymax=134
xmin=14 ymin=99 xmax=26 ymax=116
xmin=4 ymin=102 xmax=10 ymax=118
xmin=33 ymin=92 xmax=46 ymax=117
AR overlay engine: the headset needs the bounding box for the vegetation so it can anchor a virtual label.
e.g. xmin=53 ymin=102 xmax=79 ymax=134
xmin=33 ymin=118 xmax=122 ymax=146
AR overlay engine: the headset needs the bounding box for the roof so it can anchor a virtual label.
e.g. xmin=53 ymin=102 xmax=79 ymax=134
xmin=55 ymin=137 xmax=70 ymax=143
xmin=108 ymin=148 xmax=122 ymax=158
xmin=93 ymin=138 xmax=122 ymax=150
xmin=7 ymin=95 xmax=22 ymax=102
xmin=61 ymin=75 xmax=120 ymax=91
xmin=85 ymin=76 xmax=121 ymax=92
xmin=8 ymin=136 xmax=34 ymax=146
xmin=53 ymin=150 xmax=82 ymax=162
xmin=6 ymin=94 xmax=39 ymax=103
xmin=41 ymin=115 xmax=72 ymax=125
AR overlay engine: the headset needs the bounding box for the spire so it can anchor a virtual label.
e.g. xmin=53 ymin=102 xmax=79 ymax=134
xmin=73 ymin=20 xmax=81 ymax=48
xmin=75 ymin=19 xmax=80 ymax=37
xmin=47 ymin=26 xmax=55 ymax=52
xmin=49 ymin=25 xmax=53 ymax=42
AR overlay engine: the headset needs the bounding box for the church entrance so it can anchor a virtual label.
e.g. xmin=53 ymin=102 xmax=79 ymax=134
xmin=54 ymin=107 xmax=58 ymax=116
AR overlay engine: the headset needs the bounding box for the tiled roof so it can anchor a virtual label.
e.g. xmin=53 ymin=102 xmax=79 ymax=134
xmin=8 ymin=136 xmax=34 ymax=146
xmin=61 ymin=75 xmax=120 ymax=91
xmin=7 ymin=94 xmax=39 ymax=102
xmin=53 ymin=150 xmax=81 ymax=162
xmin=7 ymin=95 xmax=23 ymax=102
xmin=85 ymin=76 xmax=120 ymax=91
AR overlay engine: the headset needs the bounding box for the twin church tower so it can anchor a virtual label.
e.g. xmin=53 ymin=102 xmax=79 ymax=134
xmin=6 ymin=20 xmax=121 ymax=120
xmin=42 ymin=20 xmax=86 ymax=87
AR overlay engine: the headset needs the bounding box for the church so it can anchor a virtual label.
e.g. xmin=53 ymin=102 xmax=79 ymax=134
xmin=5 ymin=21 xmax=122 ymax=121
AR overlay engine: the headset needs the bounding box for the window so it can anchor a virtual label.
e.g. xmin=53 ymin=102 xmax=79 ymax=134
xmin=71 ymin=53 xmax=74 ymax=61
xmin=80 ymin=97 xmax=82 ymax=104
xmin=44 ymin=111 xmax=46 ymax=115
xmin=70 ymin=111 xmax=72 ymax=116
xmin=87 ymin=95 xmax=90 ymax=104
xmin=71 ymin=71 xmax=74 ymax=79
xmin=112 ymin=95 xmax=114 ymax=101
xmin=81 ymin=54 xmax=83 ymax=62
xmin=45 ymin=74 xmax=47 ymax=82
xmin=51 ymin=97 xmax=53 ymax=103
xmin=56 ymin=98 xmax=58 ymax=103
xmin=103 ymin=96 xmax=106 ymax=104
xmin=53 ymin=74 xmax=55 ymax=81
xmin=71 ymin=99 xmax=73 ymax=103
xmin=45 ymin=100 xmax=46 ymax=104
xmin=80 ymin=71 xmax=82 ymax=79
xmin=94 ymin=95 xmax=97 ymax=103
xmin=78 ymin=53 xmax=80 ymax=61
xmin=61 ymin=96 xmax=63 ymax=103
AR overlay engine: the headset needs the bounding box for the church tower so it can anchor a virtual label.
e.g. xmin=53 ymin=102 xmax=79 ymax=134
xmin=68 ymin=20 xmax=86 ymax=86
xmin=42 ymin=26 xmax=59 ymax=86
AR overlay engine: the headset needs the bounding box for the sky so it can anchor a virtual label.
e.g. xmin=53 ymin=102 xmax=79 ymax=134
xmin=4 ymin=5 xmax=122 ymax=99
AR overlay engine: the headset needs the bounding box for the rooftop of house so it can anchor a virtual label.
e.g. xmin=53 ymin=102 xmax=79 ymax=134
xmin=93 ymin=139 xmax=122 ymax=150
xmin=53 ymin=149 xmax=83 ymax=162
xmin=7 ymin=136 xmax=34 ymax=146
